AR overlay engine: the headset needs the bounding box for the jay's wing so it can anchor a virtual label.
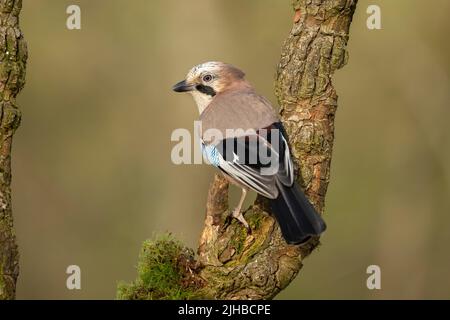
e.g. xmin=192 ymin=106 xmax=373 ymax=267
xmin=205 ymin=122 xmax=294 ymax=199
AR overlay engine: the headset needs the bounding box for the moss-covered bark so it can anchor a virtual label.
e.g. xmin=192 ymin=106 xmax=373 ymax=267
xmin=0 ymin=0 xmax=27 ymax=300
xmin=120 ymin=0 xmax=357 ymax=300
xmin=117 ymin=235 xmax=201 ymax=300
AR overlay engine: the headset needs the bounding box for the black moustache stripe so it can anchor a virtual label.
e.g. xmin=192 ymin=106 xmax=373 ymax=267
xmin=195 ymin=84 xmax=216 ymax=97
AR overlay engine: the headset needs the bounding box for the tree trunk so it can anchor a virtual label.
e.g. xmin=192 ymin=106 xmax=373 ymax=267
xmin=118 ymin=0 xmax=358 ymax=300
xmin=0 ymin=0 xmax=27 ymax=300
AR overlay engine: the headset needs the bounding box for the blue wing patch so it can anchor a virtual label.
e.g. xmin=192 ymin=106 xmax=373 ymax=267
xmin=201 ymin=143 xmax=220 ymax=167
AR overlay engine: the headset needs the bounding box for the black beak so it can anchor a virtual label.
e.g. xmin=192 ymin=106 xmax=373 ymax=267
xmin=172 ymin=80 xmax=193 ymax=93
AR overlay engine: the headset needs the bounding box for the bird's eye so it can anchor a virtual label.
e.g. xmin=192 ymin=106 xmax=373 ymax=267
xmin=202 ymin=74 xmax=213 ymax=82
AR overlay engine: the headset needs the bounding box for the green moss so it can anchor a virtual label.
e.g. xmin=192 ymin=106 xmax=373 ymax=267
xmin=247 ymin=212 xmax=264 ymax=230
xmin=230 ymin=225 xmax=247 ymax=255
xmin=116 ymin=234 xmax=195 ymax=300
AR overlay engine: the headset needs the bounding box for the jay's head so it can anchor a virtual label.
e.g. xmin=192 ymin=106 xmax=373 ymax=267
xmin=173 ymin=61 xmax=248 ymax=113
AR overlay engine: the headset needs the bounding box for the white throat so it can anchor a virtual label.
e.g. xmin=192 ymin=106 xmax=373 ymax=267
xmin=190 ymin=91 xmax=213 ymax=114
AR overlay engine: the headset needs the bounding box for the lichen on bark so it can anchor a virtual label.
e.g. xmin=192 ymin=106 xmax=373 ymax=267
xmin=0 ymin=0 xmax=27 ymax=300
xmin=120 ymin=0 xmax=358 ymax=300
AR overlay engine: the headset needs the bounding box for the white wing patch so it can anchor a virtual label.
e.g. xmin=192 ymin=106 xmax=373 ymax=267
xmin=218 ymin=157 xmax=278 ymax=199
xmin=200 ymin=129 xmax=294 ymax=200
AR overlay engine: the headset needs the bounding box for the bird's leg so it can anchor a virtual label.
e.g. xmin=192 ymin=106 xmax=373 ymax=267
xmin=232 ymin=188 xmax=250 ymax=231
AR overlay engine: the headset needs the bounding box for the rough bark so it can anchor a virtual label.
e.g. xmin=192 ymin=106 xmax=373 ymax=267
xmin=119 ymin=0 xmax=357 ymax=300
xmin=0 ymin=0 xmax=26 ymax=300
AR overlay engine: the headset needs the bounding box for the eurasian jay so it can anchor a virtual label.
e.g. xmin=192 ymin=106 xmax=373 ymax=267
xmin=173 ymin=61 xmax=326 ymax=244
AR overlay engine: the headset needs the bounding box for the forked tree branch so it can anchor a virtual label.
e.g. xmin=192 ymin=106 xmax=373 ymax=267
xmin=195 ymin=0 xmax=358 ymax=299
xmin=119 ymin=0 xmax=358 ymax=300
xmin=0 ymin=0 xmax=27 ymax=300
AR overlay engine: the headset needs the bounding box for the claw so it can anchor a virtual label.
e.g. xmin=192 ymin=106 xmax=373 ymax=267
xmin=232 ymin=208 xmax=250 ymax=232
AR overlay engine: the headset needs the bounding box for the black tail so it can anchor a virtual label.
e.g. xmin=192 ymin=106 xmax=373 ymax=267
xmin=269 ymin=181 xmax=326 ymax=245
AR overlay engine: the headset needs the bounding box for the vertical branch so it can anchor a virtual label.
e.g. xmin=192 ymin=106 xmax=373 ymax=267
xmin=198 ymin=173 xmax=229 ymax=267
xmin=276 ymin=0 xmax=358 ymax=213
xmin=0 ymin=0 xmax=27 ymax=300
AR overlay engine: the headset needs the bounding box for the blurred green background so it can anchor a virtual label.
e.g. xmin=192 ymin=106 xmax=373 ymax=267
xmin=14 ymin=0 xmax=450 ymax=299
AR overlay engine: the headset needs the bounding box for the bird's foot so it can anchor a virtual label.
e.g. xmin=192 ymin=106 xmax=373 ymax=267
xmin=232 ymin=208 xmax=251 ymax=233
